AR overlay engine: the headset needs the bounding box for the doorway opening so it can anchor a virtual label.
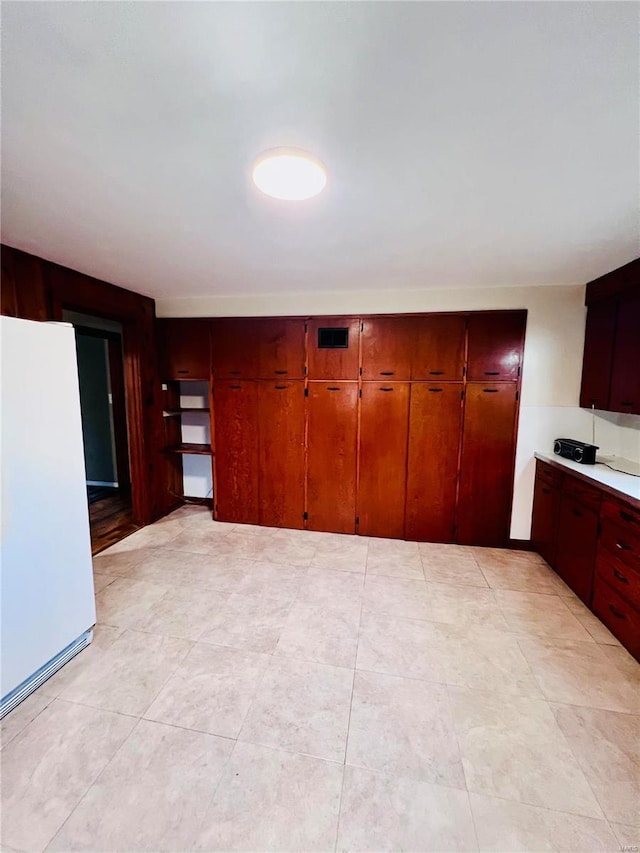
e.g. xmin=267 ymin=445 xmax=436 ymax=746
xmin=63 ymin=310 xmax=140 ymax=553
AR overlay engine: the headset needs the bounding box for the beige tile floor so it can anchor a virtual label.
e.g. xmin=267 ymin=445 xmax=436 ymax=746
xmin=2 ymin=505 xmax=639 ymax=852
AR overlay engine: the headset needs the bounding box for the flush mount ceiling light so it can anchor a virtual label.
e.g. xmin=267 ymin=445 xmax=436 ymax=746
xmin=251 ymin=149 xmax=327 ymax=200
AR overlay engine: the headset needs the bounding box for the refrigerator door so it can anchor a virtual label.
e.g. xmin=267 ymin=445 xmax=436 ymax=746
xmin=1 ymin=317 xmax=96 ymax=702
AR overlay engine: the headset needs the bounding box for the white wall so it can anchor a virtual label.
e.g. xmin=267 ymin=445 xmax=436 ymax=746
xmin=158 ymin=284 xmax=640 ymax=539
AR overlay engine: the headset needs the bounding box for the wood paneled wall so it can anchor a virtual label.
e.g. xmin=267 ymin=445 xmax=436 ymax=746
xmin=1 ymin=244 xmax=168 ymax=525
xmin=158 ymin=310 xmax=526 ymax=545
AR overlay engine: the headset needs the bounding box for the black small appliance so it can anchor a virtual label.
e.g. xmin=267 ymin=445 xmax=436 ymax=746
xmin=553 ymin=438 xmax=598 ymax=465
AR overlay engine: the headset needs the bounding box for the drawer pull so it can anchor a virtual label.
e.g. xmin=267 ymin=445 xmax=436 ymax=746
xmin=619 ymin=511 xmax=636 ymax=524
xmin=379 ymin=387 xmax=394 ymax=392
xmin=484 ymin=371 xmax=500 ymax=375
xmin=620 ymin=401 xmax=634 ymax=406
xmin=229 ymin=385 xmax=241 ymax=390
xmin=229 ymin=370 xmax=241 ymax=375
xmin=608 ymin=604 xmax=626 ymax=621
xmin=177 ymin=370 xmax=189 ymax=374
xmin=616 ymin=540 xmax=633 ymax=552
xmin=429 ymin=371 xmax=444 ymax=375
xmin=428 ymin=388 xmax=443 ymax=393
xmin=572 ymin=508 xmax=583 ymax=518
xmin=274 ymin=385 xmax=287 ymax=390
xmin=274 ymin=370 xmax=288 ymax=375
xmin=542 ymin=487 xmax=551 ymax=495
xmin=483 ymin=389 xmax=499 ymax=393
xmin=326 ymin=387 xmax=341 ymax=391
xmin=612 ymin=568 xmax=629 ymax=584
xmin=380 ymin=371 xmax=395 ymax=376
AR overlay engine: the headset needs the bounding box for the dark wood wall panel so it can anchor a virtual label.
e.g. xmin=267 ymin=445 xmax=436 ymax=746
xmin=405 ymin=383 xmax=463 ymax=543
xmin=467 ymin=312 xmax=526 ymax=381
xmin=1 ymin=244 xmax=166 ymax=526
xmin=306 ymin=382 xmax=358 ymax=533
xmin=358 ymin=382 xmax=410 ymax=538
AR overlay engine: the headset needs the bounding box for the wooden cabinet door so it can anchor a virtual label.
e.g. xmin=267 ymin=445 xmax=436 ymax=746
xmin=405 ymin=383 xmax=463 ymax=542
xmin=257 ymin=381 xmax=305 ymax=529
xmin=579 ymin=298 xmax=617 ymax=410
xmin=411 ymin=315 xmax=466 ymax=381
xmin=361 ymin=317 xmax=413 ymax=380
xmin=467 ymin=312 xmax=526 ymax=381
xmin=211 ymin=319 xmax=260 ymax=379
xmin=555 ymin=494 xmax=599 ymax=603
xmin=531 ymin=474 xmax=560 ymax=568
xmin=307 ymin=382 xmax=358 ymax=533
xmin=158 ymin=319 xmax=211 ymax=380
xmin=457 ymin=383 xmax=518 ymax=546
xmin=258 ymin=319 xmax=306 ymax=379
xmin=609 ymin=291 xmax=640 ymax=414
xmin=307 ymin=318 xmax=360 ymax=380
xmin=358 ymin=382 xmax=410 ymax=538
xmin=212 ymin=381 xmax=259 ymax=523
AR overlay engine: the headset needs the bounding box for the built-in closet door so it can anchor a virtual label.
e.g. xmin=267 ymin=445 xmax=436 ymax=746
xmin=411 ymin=315 xmax=466 ymax=381
xmin=257 ymin=381 xmax=305 ymax=529
xmin=213 ymin=381 xmax=259 ymax=524
xmin=456 ymin=383 xmax=519 ymax=546
xmin=466 ymin=312 xmax=526 ymax=381
xmin=306 ymin=382 xmax=358 ymax=533
xmin=357 ymin=382 xmax=410 ymax=538
xmin=405 ymin=383 xmax=463 ymax=542
xmin=360 ymin=318 xmax=413 ymax=380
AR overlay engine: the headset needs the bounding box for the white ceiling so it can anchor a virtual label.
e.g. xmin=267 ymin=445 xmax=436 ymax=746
xmin=1 ymin=2 xmax=638 ymax=301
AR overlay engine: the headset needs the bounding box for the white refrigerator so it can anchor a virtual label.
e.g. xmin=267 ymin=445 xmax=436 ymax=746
xmin=1 ymin=316 xmax=96 ymax=717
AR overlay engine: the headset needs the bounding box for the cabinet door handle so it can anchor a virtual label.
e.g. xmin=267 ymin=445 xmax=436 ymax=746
xmin=616 ymin=540 xmax=633 ymax=552
xmin=379 ymin=387 xmax=394 ymax=392
xmin=542 ymin=487 xmax=551 ymax=495
xmin=429 ymin=370 xmax=444 ymax=375
xmin=483 ymin=389 xmax=498 ymax=393
xmin=326 ymin=386 xmax=341 ymax=391
xmin=177 ymin=370 xmax=189 ymax=374
xmin=229 ymin=385 xmax=241 ymax=390
xmin=380 ymin=371 xmax=395 ymax=376
xmin=275 ymin=385 xmax=287 ymax=390
xmin=484 ymin=371 xmax=500 ymax=375
xmin=613 ymin=568 xmax=629 ymax=584
xmin=428 ymin=388 xmax=443 ymax=393
xmin=608 ymin=603 xmax=626 ymax=620
xmin=620 ymin=401 xmax=634 ymax=406
xmin=274 ymin=370 xmax=288 ymax=375
xmin=619 ymin=511 xmax=636 ymax=525
xmin=571 ymin=508 xmax=583 ymax=518
xmin=229 ymin=370 xmax=241 ymax=375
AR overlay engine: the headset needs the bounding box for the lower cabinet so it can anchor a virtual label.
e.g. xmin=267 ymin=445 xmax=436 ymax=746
xmin=554 ymin=493 xmax=599 ymax=604
xmin=532 ymin=460 xmax=640 ymax=661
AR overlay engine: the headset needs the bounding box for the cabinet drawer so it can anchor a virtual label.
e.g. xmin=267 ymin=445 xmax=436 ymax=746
xmin=601 ymin=497 xmax=640 ymax=536
xmin=535 ymin=459 xmax=563 ymax=489
xmin=592 ymin=576 xmax=640 ymax=660
xmin=599 ymin=519 xmax=640 ymax=573
xmin=562 ymin=474 xmax=601 ymax=511
xmin=595 ymin=546 xmax=640 ymax=611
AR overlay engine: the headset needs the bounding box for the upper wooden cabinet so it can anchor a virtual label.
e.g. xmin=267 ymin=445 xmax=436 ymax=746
xmin=211 ymin=318 xmax=304 ymax=379
xmin=608 ymin=290 xmax=640 ymax=415
xmin=211 ymin=319 xmax=260 ymax=378
xmin=580 ymin=260 xmax=639 ymax=415
xmin=466 ymin=312 xmax=526 ymax=381
xmin=361 ymin=317 xmax=413 ymax=380
xmin=257 ymin=319 xmax=305 ymax=379
xmin=411 ymin=315 xmax=466 ymax=381
xmin=157 ymin=319 xmax=211 ymax=380
xmin=579 ymin=298 xmax=617 ymax=410
xmin=307 ymin=317 xmax=360 ymax=380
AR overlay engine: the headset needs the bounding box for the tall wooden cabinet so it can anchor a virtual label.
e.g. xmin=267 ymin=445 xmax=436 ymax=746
xmin=358 ymin=382 xmax=410 ymax=538
xmin=160 ymin=310 xmax=526 ymax=547
xmin=306 ymin=382 xmax=358 ymax=533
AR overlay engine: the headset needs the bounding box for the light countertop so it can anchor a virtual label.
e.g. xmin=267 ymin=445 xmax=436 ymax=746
xmin=534 ymin=450 xmax=640 ymax=506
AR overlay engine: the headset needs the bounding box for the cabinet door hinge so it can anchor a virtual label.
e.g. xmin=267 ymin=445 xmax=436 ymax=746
xmin=360 ymin=322 xmax=364 ymax=332
xmin=304 ymin=323 xmax=308 ymax=333
xmin=462 ymin=366 xmax=466 ymax=377
xmin=359 ymin=366 xmax=363 ymax=376
xmin=355 ymin=516 xmax=360 ymax=526
xmin=303 ymin=511 xmax=308 ymax=521
xmin=304 ymin=387 xmax=309 ymax=397
xmin=516 ymin=390 xmax=520 ymax=401
xmin=461 ymin=390 xmax=465 ymax=400
xmin=304 ymin=365 xmax=308 ymax=375
xmin=359 ymin=389 xmax=362 ymax=398
xmin=517 ymin=365 xmax=521 ymax=377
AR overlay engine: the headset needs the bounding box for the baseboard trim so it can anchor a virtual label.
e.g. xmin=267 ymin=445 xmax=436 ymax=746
xmin=507 ymin=538 xmax=537 ymax=551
